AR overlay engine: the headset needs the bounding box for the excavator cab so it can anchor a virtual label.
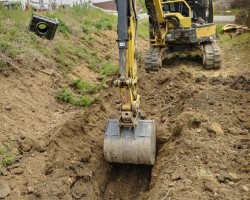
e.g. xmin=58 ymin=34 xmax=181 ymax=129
xmin=103 ymin=0 xmax=156 ymax=165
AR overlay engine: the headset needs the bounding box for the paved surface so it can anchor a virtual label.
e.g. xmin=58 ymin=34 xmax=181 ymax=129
xmin=93 ymin=0 xmax=116 ymax=11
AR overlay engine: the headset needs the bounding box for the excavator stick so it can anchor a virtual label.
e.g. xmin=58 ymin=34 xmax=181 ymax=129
xmin=103 ymin=0 xmax=156 ymax=165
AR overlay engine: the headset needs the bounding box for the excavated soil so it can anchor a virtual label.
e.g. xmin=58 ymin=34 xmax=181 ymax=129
xmin=0 ymin=32 xmax=249 ymax=200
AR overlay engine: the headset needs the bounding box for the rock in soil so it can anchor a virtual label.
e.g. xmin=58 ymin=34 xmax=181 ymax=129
xmin=0 ymin=181 xmax=11 ymax=199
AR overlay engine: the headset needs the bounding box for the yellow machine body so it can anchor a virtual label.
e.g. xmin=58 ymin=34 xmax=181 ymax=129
xmin=145 ymin=0 xmax=221 ymax=71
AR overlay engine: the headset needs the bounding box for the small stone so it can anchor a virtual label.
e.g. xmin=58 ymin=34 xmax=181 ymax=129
xmin=19 ymin=138 xmax=33 ymax=152
xmin=207 ymin=123 xmax=224 ymax=135
xmin=62 ymin=194 xmax=72 ymax=200
xmin=227 ymin=172 xmax=241 ymax=182
xmin=203 ymin=178 xmax=219 ymax=192
xmin=8 ymin=163 xmax=21 ymax=169
xmin=140 ymin=110 xmax=147 ymax=119
xmin=0 ymin=168 xmax=9 ymax=176
xmin=217 ymin=175 xmax=225 ymax=183
xmin=228 ymin=181 xmax=235 ymax=186
xmin=160 ymin=115 xmax=168 ymax=123
xmin=179 ymin=150 xmax=185 ymax=155
xmin=33 ymin=140 xmax=47 ymax=153
xmin=241 ymin=185 xmax=249 ymax=192
xmin=218 ymin=163 xmax=228 ymax=170
xmin=196 ymin=129 xmax=202 ymax=133
xmin=3 ymin=104 xmax=12 ymax=111
xmin=11 ymin=167 xmax=24 ymax=175
xmin=27 ymin=186 xmax=35 ymax=193
xmin=0 ymin=181 xmax=11 ymax=199
xmin=171 ymin=174 xmax=181 ymax=181
xmin=228 ymin=127 xmax=244 ymax=135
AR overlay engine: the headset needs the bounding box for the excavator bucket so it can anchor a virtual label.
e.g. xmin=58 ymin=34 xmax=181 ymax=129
xmin=104 ymin=119 xmax=156 ymax=165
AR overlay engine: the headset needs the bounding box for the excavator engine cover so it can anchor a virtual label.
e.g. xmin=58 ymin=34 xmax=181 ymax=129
xmin=104 ymin=119 xmax=156 ymax=165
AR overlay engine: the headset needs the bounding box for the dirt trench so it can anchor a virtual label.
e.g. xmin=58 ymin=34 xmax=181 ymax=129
xmin=3 ymin=64 xmax=248 ymax=200
xmin=0 ymin=33 xmax=250 ymax=199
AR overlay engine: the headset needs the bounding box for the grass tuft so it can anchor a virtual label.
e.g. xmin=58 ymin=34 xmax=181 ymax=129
xmin=100 ymin=62 xmax=119 ymax=76
xmin=57 ymin=88 xmax=92 ymax=107
xmin=0 ymin=140 xmax=18 ymax=171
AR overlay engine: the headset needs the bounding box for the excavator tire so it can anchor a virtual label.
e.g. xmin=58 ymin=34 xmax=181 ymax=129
xmin=203 ymin=42 xmax=221 ymax=70
xmin=104 ymin=119 xmax=156 ymax=165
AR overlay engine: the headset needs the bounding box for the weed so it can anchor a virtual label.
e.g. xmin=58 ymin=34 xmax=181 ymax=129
xmin=101 ymin=62 xmax=119 ymax=76
xmin=58 ymin=19 xmax=71 ymax=34
xmin=71 ymin=78 xmax=102 ymax=94
xmin=94 ymin=19 xmax=114 ymax=30
xmin=57 ymin=88 xmax=73 ymax=102
xmin=138 ymin=18 xmax=149 ymax=38
xmin=57 ymin=88 xmax=92 ymax=107
xmin=74 ymin=95 xmax=92 ymax=106
xmin=196 ymin=167 xmax=213 ymax=178
xmin=105 ymin=54 xmax=111 ymax=60
xmin=0 ymin=59 xmax=7 ymax=69
xmin=137 ymin=0 xmax=146 ymax=11
xmin=189 ymin=115 xmax=201 ymax=128
xmin=82 ymin=26 xmax=90 ymax=33
xmin=0 ymin=140 xmax=17 ymax=170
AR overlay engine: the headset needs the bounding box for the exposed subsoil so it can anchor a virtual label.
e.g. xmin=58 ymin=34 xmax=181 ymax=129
xmin=0 ymin=32 xmax=249 ymax=200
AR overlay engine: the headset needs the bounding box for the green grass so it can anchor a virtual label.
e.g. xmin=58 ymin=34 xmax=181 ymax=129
xmin=100 ymin=62 xmax=119 ymax=76
xmin=0 ymin=140 xmax=18 ymax=171
xmin=57 ymin=88 xmax=92 ymax=107
xmin=138 ymin=18 xmax=149 ymax=38
xmin=217 ymin=25 xmax=250 ymax=50
xmin=137 ymin=0 xmax=146 ymax=12
xmin=0 ymin=5 xmax=117 ymax=70
xmin=71 ymin=78 xmax=103 ymax=94
xmin=189 ymin=115 xmax=201 ymax=128
xmin=57 ymin=77 xmax=105 ymax=106
xmin=0 ymin=5 xmax=120 ymax=106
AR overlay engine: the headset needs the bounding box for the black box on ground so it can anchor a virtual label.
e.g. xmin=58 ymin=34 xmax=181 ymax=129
xmin=29 ymin=14 xmax=59 ymax=40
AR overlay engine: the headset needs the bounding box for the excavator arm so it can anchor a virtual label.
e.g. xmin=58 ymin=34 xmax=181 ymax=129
xmin=146 ymin=0 xmax=166 ymax=40
xmin=115 ymin=0 xmax=139 ymax=125
xmin=103 ymin=0 xmax=156 ymax=165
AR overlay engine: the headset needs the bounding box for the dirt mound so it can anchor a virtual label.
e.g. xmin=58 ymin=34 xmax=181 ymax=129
xmin=138 ymin=68 xmax=250 ymax=200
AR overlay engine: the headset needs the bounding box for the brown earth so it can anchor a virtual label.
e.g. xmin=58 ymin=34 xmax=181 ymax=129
xmin=0 ymin=30 xmax=249 ymax=200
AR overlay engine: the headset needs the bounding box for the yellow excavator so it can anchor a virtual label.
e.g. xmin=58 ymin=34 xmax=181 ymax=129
xmin=103 ymin=0 xmax=221 ymax=165
xmin=145 ymin=0 xmax=221 ymax=71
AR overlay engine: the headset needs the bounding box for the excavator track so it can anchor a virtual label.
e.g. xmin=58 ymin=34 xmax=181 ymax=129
xmin=203 ymin=42 xmax=221 ymax=70
xmin=144 ymin=47 xmax=164 ymax=72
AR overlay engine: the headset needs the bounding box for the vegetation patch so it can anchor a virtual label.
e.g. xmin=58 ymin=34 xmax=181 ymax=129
xmin=0 ymin=140 xmax=18 ymax=172
xmin=57 ymin=88 xmax=92 ymax=107
xmin=138 ymin=18 xmax=149 ymax=38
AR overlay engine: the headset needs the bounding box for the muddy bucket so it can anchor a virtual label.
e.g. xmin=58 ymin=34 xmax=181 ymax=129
xmin=104 ymin=119 xmax=156 ymax=165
